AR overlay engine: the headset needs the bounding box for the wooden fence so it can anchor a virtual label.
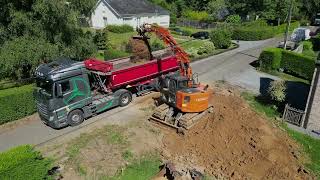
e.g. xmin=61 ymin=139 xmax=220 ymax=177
xmin=283 ymin=104 xmax=305 ymax=126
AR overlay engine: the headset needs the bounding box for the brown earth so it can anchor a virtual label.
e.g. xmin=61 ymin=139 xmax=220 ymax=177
xmin=129 ymin=38 xmax=151 ymax=63
xmin=160 ymin=85 xmax=313 ymax=179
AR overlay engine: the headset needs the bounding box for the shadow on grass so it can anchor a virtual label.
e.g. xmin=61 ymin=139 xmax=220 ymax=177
xmin=259 ymin=77 xmax=310 ymax=112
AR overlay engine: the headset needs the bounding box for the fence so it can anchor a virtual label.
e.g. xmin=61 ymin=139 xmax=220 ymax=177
xmin=283 ymin=104 xmax=305 ymax=126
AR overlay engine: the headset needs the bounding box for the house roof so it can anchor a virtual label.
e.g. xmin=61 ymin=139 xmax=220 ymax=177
xmin=102 ymin=0 xmax=169 ymax=17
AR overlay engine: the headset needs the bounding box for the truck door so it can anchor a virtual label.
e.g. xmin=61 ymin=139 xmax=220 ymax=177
xmin=55 ymin=77 xmax=91 ymax=119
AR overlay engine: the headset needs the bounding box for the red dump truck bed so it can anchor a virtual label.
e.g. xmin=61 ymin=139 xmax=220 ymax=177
xmin=84 ymin=55 xmax=179 ymax=90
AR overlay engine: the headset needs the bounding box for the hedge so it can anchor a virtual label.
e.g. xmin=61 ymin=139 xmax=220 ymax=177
xmin=232 ymin=27 xmax=275 ymax=41
xmin=106 ymin=24 xmax=134 ymax=33
xmin=232 ymin=21 xmax=300 ymax=41
xmin=259 ymin=48 xmax=282 ymax=71
xmin=0 ymin=145 xmax=53 ymax=180
xmin=0 ymin=84 xmax=36 ymax=125
xmin=281 ymin=50 xmax=316 ymax=80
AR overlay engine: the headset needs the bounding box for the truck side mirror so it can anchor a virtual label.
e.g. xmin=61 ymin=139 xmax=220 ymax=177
xmin=57 ymin=84 xmax=63 ymax=97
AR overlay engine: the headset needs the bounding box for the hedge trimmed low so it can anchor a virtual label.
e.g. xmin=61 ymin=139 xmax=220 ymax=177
xmin=232 ymin=22 xmax=300 ymax=41
xmin=106 ymin=25 xmax=134 ymax=34
xmin=281 ymin=50 xmax=315 ymax=80
xmin=0 ymin=145 xmax=53 ymax=179
xmin=232 ymin=27 xmax=274 ymax=41
xmin=0 ymin=84 xmax=36 ymax=125
xmin=259 ymin=48 xmax=282 ymax=71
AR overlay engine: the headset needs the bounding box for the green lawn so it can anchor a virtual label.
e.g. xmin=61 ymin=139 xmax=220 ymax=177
xmin=266 ymin=71 xmax=311 ymax=85
xmin=0 ymin=84 xmax=34 ymax=97
xmin=241 ymin=92 xmax=320 ymax=178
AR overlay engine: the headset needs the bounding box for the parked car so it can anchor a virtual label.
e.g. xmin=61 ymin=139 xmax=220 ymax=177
xmin=190 ymin=31 xmax=209 ymax=39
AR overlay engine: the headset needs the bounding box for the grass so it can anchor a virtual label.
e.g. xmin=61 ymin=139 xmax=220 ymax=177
xmin=110 ymin=154 xmax=161 ymax=180
xmin=241 ymin=92 xmax=280 ymax=119
xmin=241 ymin=91 xmax=320 ymax=178
xmin=286 ymin=128 xmax=320 ymax=177
xmin=66 ymin=125 xmax=127 ymax=161
xmin=267 ymin=71 xmax=310 ymax=85
xmin=63 ymin=123 xmax=162 ymax=179
xmin=0 ymin=84 xmax=34 ymax=97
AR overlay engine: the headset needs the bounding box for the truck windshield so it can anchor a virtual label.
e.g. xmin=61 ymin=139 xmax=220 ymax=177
xmin=36 ymin=80 xmax=53 ymax=95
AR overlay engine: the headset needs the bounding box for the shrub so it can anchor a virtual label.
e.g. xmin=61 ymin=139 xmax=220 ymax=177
xmin=225 ymin=15 xmax=241 ymax=24
xmin=268 ymin=80 xmax=286 ymax=103
xmin=0 ymin=85 xmax=36 ymax=125
xmin=104 ymin=49 xmax=129 ymax=60
xmin=151 ymin=40 xmax=165 ymax=51
xmin=259 ymin=48 xmax=282 ymax=71
xmin=182 ymin=10 xmax=209 ymax=21
xmin=303 ymin=41 xmax=313 ymax=51
xmin=311 ymin=35 xmax=320 ymax=51
xmin=94 ymin=29 xmax=109 ymax=50
xmin=0 ymin=145 xmax=53 ymax=179
xmin=300 ymin=19 xmax=311 ymax=26
xmin=186 ymin=47 xmax=199 ymax=58
xmin=242 ymin=20 xmax=268 ymax=27
xmin=275 ymin=21 xmax=300 ymax=34
xmin=210 ymin=29 xmax=232 ymax=49
xmin=198 ymin=41 xmax=215 ymax=55
xmin=281 ymin=50 xmax=315 ymax=80
xmin=106 ymin=24 xmax=134 ymax=33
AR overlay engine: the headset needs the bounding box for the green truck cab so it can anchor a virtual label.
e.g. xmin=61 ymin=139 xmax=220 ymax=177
xmin=34 ymin=58 xmax=132 ymax=129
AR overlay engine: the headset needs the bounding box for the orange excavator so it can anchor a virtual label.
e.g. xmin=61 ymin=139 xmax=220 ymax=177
xmin=136 ymin=24 xmax=213 ymax=132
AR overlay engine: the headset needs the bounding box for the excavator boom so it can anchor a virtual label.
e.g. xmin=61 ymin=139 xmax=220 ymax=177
xmin=136 ymin=24 xmax=213 ymax=132
xmin=137 ymin=24 xmax=192 ymax=80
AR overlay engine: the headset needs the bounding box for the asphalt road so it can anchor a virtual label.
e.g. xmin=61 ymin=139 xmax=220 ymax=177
xmin=0 ymin=38 xmax=281 ymax=152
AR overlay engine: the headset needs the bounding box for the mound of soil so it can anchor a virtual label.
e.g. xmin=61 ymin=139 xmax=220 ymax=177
xmin=129 ymin=38 xmax=151 ymax=63
xmin=161 ymin=89 xmax=312 ymax=179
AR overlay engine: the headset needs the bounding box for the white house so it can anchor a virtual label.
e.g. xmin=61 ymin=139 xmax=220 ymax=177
xmin=90 ymin=0 xmax=170 ymax=29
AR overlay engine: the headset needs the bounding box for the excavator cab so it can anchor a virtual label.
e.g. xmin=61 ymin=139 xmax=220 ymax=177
xmin=160 ymin=75 xmax=211 ymax=113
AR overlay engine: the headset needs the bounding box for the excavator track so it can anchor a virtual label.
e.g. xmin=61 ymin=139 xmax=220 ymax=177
xmin=150 ymin=104 xmax=213 ymax=131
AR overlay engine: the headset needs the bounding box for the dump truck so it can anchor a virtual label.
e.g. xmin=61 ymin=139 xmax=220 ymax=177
xmin=34 ymin=54 xmax=179 ymax=129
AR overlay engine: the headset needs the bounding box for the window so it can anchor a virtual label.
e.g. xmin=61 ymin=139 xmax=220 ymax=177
xmin=60 ymin=81 xmax=71 ymax=94
xmin=103 ymin=17 xmax=108 ymax=26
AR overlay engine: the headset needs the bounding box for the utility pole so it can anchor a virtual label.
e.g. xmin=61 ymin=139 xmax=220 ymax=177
xmin=283 ymin=0 xmax=294 ymax=50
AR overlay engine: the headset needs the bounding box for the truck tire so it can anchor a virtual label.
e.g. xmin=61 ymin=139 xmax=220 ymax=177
xmin=67 ymin=109 xmax=84 ymax=127
xmin=119 ymin=91 xmax=132 ymax=107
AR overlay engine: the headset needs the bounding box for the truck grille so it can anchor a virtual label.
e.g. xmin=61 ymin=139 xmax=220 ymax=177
xmin=36 ymin=102 xmax=49 ymax=118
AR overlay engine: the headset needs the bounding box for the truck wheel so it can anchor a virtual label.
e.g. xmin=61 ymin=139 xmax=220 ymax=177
xmin=67 ymin=110 xmax=84 ymax=127
xmin=119 ymin=91 xmax=132 ymax=107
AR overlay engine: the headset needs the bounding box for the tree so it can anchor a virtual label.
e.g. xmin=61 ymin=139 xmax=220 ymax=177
xmin=268 ymin=80 xmax=286 ymax=103
xmin=0 ymin=36 xmax=59 ymax=79
xmin=0 ymin=0 xmax=97 ymax=80
xmin=69 ymin=0 xmax=96 ymax=16
xmin=207 ymin=0 xmax=227 ymax=20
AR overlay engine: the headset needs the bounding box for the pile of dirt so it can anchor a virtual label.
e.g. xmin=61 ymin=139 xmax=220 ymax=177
xmin=129 ymin=38 xmax=151 ymax=63
xmin=161 ymin=88 xmax=312 ymax=179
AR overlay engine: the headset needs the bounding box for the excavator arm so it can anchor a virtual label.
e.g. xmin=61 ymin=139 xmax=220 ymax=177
xmin=137 ymin=24 xmax=193 ymax=80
